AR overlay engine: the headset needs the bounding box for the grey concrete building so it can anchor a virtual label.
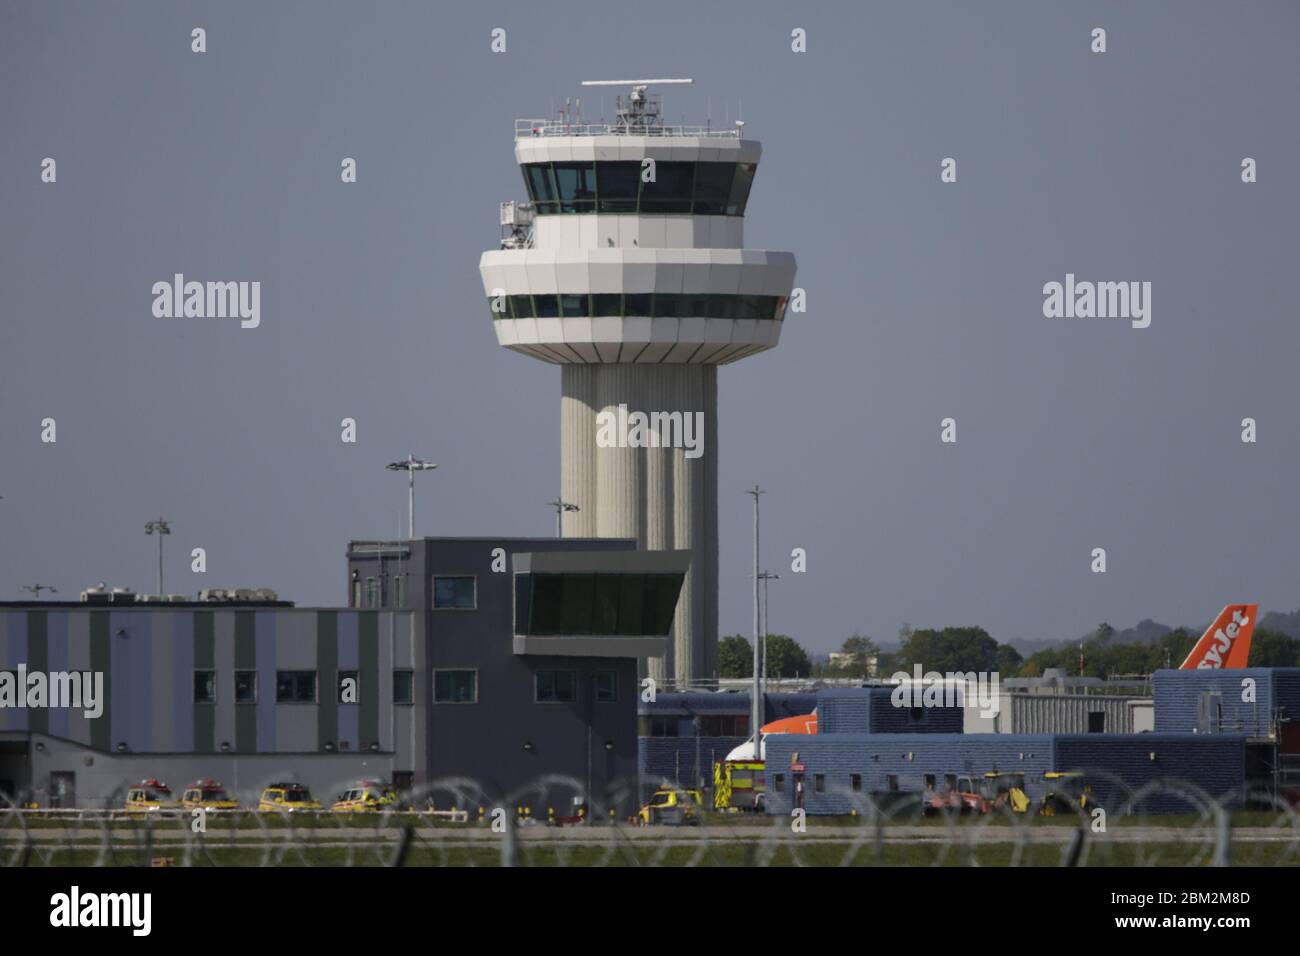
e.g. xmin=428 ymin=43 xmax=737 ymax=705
xmin=347 ymin=535 xmax=689 ymax=816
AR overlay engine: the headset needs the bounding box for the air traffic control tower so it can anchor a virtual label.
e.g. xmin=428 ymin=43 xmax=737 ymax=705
xmin=479 ymin=80 xmax=797 ymax=685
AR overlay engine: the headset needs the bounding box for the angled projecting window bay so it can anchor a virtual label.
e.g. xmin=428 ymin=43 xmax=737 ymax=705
xmin=520 ymin=161 xmax=756 ymax=216
xmin=488 ymin=293 xmax=787 ymax=322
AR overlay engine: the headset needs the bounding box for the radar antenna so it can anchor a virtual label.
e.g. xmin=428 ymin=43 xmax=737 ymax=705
xmin=581 ymin=78 xmax=693 ymax=134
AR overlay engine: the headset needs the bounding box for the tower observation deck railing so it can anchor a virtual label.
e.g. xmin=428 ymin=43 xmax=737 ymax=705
xmin=515 ymin=119 xmax=742 ymax=139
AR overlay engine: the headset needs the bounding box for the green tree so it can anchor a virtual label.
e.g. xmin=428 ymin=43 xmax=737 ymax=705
xmin=718 ymin=634 xmax=752 ymax=678
xmin=894 ymin=626 xmax=1002 ymax=674
xmin=763 ymin=634 xmax=812 ymax=678
xmin=1248 ymin=628 xmax=1300 ymax=667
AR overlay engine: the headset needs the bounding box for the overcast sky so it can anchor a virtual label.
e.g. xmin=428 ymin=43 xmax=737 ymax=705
xmin=2 ymin=1 xmax=1299 ymax=653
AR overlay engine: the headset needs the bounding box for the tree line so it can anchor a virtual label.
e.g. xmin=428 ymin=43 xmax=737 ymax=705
xmin=717 ymin=617 xmax=1300 ymax=681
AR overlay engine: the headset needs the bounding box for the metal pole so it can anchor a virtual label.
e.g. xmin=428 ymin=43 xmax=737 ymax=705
xmin=407 ymin=456 xmax=415 ymax=539
xmin=157 ymin=532 xmax=164 ymax=596
xmin=759 ymin=572 xmax=764 ymax=691
xmin=746 ymin=486 xmax=764 ymax=758
xmin=556 ymin=503 xmax=562 ymax=538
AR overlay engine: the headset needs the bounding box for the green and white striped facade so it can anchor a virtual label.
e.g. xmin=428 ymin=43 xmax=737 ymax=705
xmin=0 ymin=607 xmax=418 ymax=805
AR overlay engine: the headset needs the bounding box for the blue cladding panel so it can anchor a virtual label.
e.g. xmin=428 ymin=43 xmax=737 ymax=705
xmin=1153 ymin=668 xmax=1283 ymax=735
xmin=1271 ymin=670 xmax=1300 ymax=722
xmin=638 ymin=691 xmax=817 ymax=719
xmin=764 ymin=732 xmax=1248 ymax=815
xmin=764 ymin=733 xmax=1056 ymax=815
xmin=817 ymin=688 xmax=963 ymax=735
xmin=1054 ymin=734 xmax=1246 ymax=811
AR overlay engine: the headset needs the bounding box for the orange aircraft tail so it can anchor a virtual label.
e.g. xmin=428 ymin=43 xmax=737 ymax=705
xmin=1179 ymin=604 xmax=1258 ymax=669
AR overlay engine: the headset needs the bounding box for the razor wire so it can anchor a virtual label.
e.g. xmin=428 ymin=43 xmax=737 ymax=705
xmin=2 ymin=773 xmax=1299 ymax=867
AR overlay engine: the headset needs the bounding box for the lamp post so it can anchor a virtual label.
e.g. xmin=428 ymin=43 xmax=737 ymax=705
xmin=19 ymin=584 xmax=58 ymax=599
xmin=547 ymin=498 xmax=580 ymax=538
xmin=385 ymin=456 xmax=437 ymax=539
xmin=144 ymin=517 xmax=170 ymax=595
xmin=745 ymin=486 xmax=764 ymax=756
xmin=757 ymin=570 xmax=779 ymax=693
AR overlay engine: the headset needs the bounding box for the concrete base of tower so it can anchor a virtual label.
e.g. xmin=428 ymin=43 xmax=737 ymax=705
xmin=560 ymin=364 xmax=719 ymax=687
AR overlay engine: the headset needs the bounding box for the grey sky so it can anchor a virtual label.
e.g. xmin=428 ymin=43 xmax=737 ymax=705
xmin=2 ymin=1 xmax=1298 ymax=654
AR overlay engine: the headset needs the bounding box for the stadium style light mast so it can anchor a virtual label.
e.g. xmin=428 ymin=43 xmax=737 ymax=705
xmin=547 ymin=498 xmax=580 ymax=537
xmin=746 ymin=486 xmax=765 ymax=754
xmin=386 ymin=455 xmax=437 ymax=540
xmin=144 ymin=517 xmax=171 ymax=594
xmin=19 ymin=583 xmax=58 ymax=599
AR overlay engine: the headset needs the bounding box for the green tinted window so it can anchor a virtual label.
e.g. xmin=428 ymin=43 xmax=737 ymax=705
xmin=433 ymin=670 xmax=476 ymax=703
xmin=596 ymin=161 xmax=640 ymax=213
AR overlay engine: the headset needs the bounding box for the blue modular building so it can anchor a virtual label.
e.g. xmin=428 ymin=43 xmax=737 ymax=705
xmin=641 ymin=670 xmax=1299 ymax=815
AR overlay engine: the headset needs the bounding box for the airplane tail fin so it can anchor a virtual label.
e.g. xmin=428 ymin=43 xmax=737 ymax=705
xmin=1178 ymin=604 xmax=1258 ymax=669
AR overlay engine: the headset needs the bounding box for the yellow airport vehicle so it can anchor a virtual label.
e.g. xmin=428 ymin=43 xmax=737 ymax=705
xmin=638 ymin=787 xmax=703 ymax=826
xmin=714 ymin=760 xmax=765 ymax=812
xmin=180 ymin=779 xmax=240 ymax=811
xmin=124 ymin=779 xmax=177 ymax=813
xmin=982 ymin=772 xmax=1031 ymax=813
xmin=1039 ymin=771 xmax=1091 ymax=816
xmin=257 ymin=782 xmax=322 ymax=812
xmin=330 ymin=780 xmax=401 ymax=813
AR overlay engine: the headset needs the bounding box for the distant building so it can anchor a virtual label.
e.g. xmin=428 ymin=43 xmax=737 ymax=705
xmin=827 ymin=652 xmax=878 ymax=676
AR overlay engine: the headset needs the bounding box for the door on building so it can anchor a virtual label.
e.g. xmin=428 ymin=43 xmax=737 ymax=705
xmin=49 ymin=772 xmax=75 ymax=809
xmin=1087 ymin=711 xmax=1106 ymax=733
xmin=1197 ymin=692 xmax=1223 ymax=733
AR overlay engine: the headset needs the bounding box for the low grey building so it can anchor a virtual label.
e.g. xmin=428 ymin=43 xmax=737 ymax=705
xmin=0 ymin=536 xmax=689 ymax=817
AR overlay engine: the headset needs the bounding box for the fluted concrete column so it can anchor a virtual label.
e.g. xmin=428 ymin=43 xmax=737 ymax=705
xmin=560 ymin=363 xmax=718 ymax=687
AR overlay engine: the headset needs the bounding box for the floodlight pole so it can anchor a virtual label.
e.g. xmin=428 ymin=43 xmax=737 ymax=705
xmin=746 ymin=486 xmax=765 ymax=756
xmin=548 ymin=499 xmax=580 ymax=538
xmin=386 ymin=456 xmax=437 ymax=540
xmin=144 ymin=517 xmax=171 ymax=595
xmin=758 ymin=571 xmax=779 ymax=694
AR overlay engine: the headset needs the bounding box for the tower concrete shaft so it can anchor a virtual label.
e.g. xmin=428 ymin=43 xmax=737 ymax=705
xmin=561 ymin=364 xmax=718 ymax=684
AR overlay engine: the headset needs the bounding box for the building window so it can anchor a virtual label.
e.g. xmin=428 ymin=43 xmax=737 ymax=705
xmin=393 ymin=670 xmax=414 ymax=705
xmin=696 ymin=715 xmax=750 ymax=737
xmin=1087 ymin=711 xmax=1106 ymax=733
xmin=924 ymin=773 xmax=936 ymax=790
xmin=234 ymin=670 xmax=258 ymax=704
xmin=850 ymin=774 xmax=862 ymax=792
xmin=645 ymin=716 xmax=678 ymax=737
xmin=193 ymin=670 xmax=216 ymax=704
xmin=885 ymin=774 xmax=899 ymax=792
xmin=433 ymin=575 xmax=476 ymax=610
xmin=275 ymin=670 xmax=317 ymax=703
xmin=773 ymin=774 xmax=785 ymax=793
xmin=536 ymin=669 xmax=577 ymax=703
xmin=433 ymin=669 xmax=477 ymax=703
xmin=595 ymin=670 xmax=617 ymax=703
xmin=338 ymin=669 xmax=359 ymax=704
xmin=814 ymin=773 xmax=825 ymax=793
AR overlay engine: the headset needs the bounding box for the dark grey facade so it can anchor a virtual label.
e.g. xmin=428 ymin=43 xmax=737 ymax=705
xmin=347 ymin=537 xmax=689 ymax=817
